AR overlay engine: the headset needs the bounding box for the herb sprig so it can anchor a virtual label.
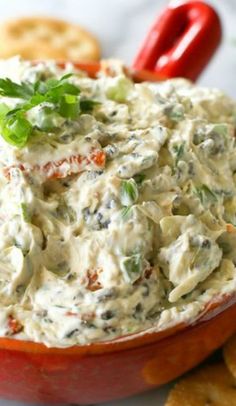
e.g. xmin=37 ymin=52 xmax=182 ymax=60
xmin=0 ymin=74 xmax=99 ymax=147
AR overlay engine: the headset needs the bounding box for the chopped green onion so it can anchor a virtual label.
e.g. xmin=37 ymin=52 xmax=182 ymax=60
xmin=1 ymin=115 xmax=32 ymax=148
xmin=58 ymin=95 xmax=80 ymax=119
xmin=106 ymin=77 xmax=132 ymax=103
xmin=120 ymin=206 xmax=133 ymax=220
xmin=194 ymin=184 xmax=218 ymax=205
xmin=121 ymin=254 xmax=142 ymax=283
xmin=120 ymin=179 xmax=138 ymax=207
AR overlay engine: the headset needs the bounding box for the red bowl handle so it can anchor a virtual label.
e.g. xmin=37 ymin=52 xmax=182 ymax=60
xmin=132 ymin=0 xmax=222 ymax=81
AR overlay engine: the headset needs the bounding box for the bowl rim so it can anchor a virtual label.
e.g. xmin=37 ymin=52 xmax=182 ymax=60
xmin=0 ymin=293 xmax=235 ymax=355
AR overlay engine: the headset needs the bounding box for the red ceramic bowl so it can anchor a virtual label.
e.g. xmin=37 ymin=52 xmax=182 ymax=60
xmin=0 ymin=1 xmax=231 ymax=405
xmin=1 ymin=294 xmax=236 ymax=404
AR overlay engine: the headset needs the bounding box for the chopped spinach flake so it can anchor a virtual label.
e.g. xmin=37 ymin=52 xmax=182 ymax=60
xmin=172 ymin=143 xmax=185 ymax=164
xmin=165 ymin=105 xmax=184 ymax=122
xmin=133 ymin=173 xmax=146 ymax=186
xmin=194 ymin=184 xmax=218 ymax=205
xmin=21 ymin=203 xmax=31 ymax=222
xmin=80 ymin=99 xmax=101 ymax=113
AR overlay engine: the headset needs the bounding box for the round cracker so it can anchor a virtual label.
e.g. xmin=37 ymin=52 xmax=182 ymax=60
xmin=0 ymin=17 xmax=100 ymax=61
xmin=165 ymin=363 xmax=236 ymax=406
xmin=224 ymin=334 xmax=236 ymax=378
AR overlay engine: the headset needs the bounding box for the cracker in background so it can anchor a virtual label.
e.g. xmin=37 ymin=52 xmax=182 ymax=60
xmin=0 ymin=17 xmax=100 ymax=61
xmin=224 ymin=334 xmax=236 ymax=379
xmin=165 ymin=363 xmax=236 ymax=406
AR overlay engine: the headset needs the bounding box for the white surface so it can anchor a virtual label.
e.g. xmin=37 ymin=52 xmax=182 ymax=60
xmin=0 ymin=0 xmax=235 ymax=405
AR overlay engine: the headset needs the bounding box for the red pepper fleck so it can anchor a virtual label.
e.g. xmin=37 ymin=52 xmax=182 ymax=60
xmin=66 ymin=311 xmax=76 ymax=316
xmin=8 ymin=315 xmax=23 ymax=335
xmin=89 ymin=150 xmax=106 ymax=167
xmin=87 ymin=269 xmax=102 ymax=291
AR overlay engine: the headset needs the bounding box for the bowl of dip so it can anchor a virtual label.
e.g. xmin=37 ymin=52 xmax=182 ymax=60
xmin=0 ymin=1 xmax=235 ymax=404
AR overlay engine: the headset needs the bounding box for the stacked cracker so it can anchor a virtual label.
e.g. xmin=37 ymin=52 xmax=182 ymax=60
xmin=165 ymin=336 xmax=236 ymax=405
xmin=0 ymin=17 xmax=100 ymax=61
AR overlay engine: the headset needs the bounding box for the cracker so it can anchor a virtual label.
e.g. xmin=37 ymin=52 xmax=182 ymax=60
xmin=0 ymin=17 xmax=100 ymax=61
xmin=224 ymin=334 xmax=236 ymax=378
xmin=165 ymin=363 xmax=236 ymax=406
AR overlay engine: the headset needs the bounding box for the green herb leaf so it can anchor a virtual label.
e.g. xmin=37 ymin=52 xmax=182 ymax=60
xmin=46 ymin=80 xmax=80 ymax=103
xmin=27 ymin=93 xmax=46 ymax=108
xmin=0 ymin=78 xmax=33 ymax=99
xmin=59 ymin=73 xmax=74 ymax=80
xmin=121 ymin=254 xmax=142 ymax=283
xmin=6 ymin=107 xmax=22 ymax=118
xmin=120 ymin=179 xmax=139 ymax=206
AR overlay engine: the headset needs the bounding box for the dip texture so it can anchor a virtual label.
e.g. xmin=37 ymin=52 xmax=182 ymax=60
xmin=0 ymin=58 xmax=235 ymax=347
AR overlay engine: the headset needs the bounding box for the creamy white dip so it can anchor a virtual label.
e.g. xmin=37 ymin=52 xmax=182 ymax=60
xmin=0 ymin=57 xmax=235 ymax=347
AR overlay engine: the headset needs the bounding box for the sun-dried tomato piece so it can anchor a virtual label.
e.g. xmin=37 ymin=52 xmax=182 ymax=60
xmin=87 ymin=269 xmax=102 ymax=291
xmin=4 ymin=149 xmax=106 ymax=181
